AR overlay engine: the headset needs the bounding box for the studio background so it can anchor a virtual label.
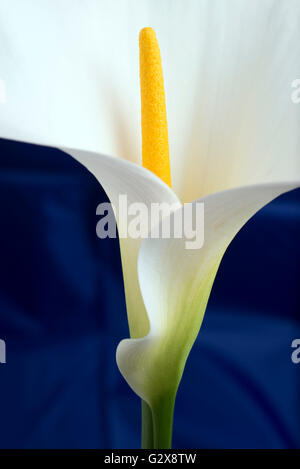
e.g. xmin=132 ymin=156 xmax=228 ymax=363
xmin=0 ymin=138 xmax=299 ymax=449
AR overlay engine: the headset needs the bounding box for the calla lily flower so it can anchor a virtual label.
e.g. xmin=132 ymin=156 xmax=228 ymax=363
xmin=1 ymin=0 xmax=300 ymax=448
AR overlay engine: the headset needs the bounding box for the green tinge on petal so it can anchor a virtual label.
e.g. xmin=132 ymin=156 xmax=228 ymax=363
xmin=62 ymin=147 xmax=181 ymax=339
xmin=117 ymin=268 xmax=218 ymax=406
xmin=117 ymin=181 xmax=300 ymax=406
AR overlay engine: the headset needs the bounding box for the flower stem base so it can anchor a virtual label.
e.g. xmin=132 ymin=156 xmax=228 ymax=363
xmin=141 ymin=393 xmax=176 ymax=449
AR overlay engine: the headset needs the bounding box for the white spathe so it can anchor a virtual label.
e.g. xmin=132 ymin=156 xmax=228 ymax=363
xmin=0 ymin=0 xmax=299 ymax=403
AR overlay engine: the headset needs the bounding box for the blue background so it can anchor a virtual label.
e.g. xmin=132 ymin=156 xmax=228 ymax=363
xmin=0 ymin=138 xmax=299 ymax=449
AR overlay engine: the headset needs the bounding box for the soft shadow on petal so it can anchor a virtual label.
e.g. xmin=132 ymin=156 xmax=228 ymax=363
xmin=175 ymin=0 xmax=300 ymax=202
xmin=117 ymin=181 xmax=300 ymax=403
xmin=62 ymin=147 xmax=180 ymax=339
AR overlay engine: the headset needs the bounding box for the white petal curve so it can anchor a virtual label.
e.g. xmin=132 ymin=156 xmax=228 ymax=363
xmin=62 ymin=146 xmax=180 ymax=338
xmin=117 ymin=181 xmax=299 ymax=403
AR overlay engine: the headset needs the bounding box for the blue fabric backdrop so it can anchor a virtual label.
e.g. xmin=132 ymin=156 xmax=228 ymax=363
xmin=0 ymin=138 xmax=299 ymax=449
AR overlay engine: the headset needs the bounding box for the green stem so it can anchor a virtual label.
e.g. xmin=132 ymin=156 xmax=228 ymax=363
xmin=141 ymin=400 xmax=154 ymax=449
xmin=152 ymin=392 xmax=176 ymax=449
xmin=141 ymin=393 xmax=176 ymax=449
